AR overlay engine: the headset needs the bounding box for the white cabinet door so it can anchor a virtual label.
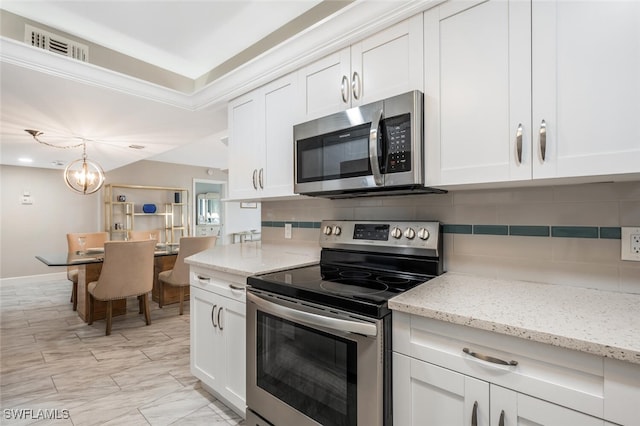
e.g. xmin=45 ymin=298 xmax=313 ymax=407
xmin=191 ymin=285 xmax=224 ymax=388
xmin=228 ymin=73 xmax=298 ymax=200
xmin=532 ymin=1 xmax=640 ymax=179
xmin=491 ymin=385 xmax=604 ymax=426
xmin=299 ymin=15 xmax=424 ymax=121
xmin=218 ymin=296 xmax=246 ymax=414
xmin=228 ymin=93 xmax=262 ymax=199
xmin=393 ymin=352 xmax=489 ymax=426
xmin=262 ymin=73 xmax=299 ymax=198
xmin=426 ymin=0 xmax=640 ymax=187
xmin=299 ymin=47 xmax=351 ymax=120
xmin=425 ymin=0 xmax=531 ymax=186
xmin=350 ymin=14 xmax=424 ymax=107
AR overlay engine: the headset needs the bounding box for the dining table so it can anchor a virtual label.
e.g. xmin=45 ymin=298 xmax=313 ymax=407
xmin=36 ymin=244 xmax=182 ymax=322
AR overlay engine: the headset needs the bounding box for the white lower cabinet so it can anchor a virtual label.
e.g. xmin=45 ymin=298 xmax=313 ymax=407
xmin=392 ymin=312 xmax=638 ymax=426
xmin=190 ymin=267 xmax=246 ymax=417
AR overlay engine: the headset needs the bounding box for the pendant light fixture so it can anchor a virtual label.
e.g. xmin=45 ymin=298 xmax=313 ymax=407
xmin=25 ymin=129 xmax=105 ymax=195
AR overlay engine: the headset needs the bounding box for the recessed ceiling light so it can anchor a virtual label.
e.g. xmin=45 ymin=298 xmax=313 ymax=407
xmin=18 ymin=157 xmax=33 ymax=163
xmin=129 ymin=144 xmax=145 ymax=150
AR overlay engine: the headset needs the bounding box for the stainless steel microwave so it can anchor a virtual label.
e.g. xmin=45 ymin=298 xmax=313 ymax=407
xmin=294 ymin=90 xmax=444 ymax=198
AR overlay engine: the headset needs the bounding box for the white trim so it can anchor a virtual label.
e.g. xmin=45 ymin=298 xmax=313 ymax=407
xmin=0 ymin=272 xmax=67 ymax=286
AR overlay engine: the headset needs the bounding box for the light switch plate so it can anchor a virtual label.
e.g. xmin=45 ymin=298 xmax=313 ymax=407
xmin=621 ymin=227 xmax=640 ymax=261
xmin=284 ymin=223 xmax=292 ymax=239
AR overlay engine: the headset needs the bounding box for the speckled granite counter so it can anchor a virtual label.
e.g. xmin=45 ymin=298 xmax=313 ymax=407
xmin=185 ymin=241 xmax=320 ymax=277
xmin=389 ymin=272 xmax=640 ymax=365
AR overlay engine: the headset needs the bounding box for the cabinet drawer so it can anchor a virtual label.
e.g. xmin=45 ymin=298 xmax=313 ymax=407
xmin=393 ymin=312 xmax=605 ymax=419
xmin=190 ymin=265 xmax=247 ymax=303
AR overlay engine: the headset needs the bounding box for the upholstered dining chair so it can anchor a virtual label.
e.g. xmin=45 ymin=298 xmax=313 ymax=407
xmin=66 ymin=232 xmax=109 ymax=311
xmin=158 ymin=236 xmax=217 ymax=315
xmin=87 ymin=240 xmax=155 ymax=335
xmin=128 ymin=229 xmax=161 ymax=242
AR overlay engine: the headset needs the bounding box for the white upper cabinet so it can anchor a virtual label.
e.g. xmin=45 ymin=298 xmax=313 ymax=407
xmin=299 ymin=14 xmax=424 ymax=121
xmin=227 ymin=72 xmax=299 ymax=200
xmin=425 ymin=0 xmax=640 ymax=186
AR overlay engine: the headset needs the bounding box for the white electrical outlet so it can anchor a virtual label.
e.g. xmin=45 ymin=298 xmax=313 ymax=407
xmin=621 ymin=227 xmax=640 ymax=261
xmin=284 ymin=223 xmax=292 ymax=239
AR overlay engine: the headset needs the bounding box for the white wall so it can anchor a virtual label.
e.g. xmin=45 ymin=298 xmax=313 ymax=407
xmin=0 ymin=160 xmax=229 ymax=279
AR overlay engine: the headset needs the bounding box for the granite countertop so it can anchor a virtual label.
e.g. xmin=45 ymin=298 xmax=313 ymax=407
xmin=185 ymin=241 xmax=320 ymax=277
xmin=389 ymin=272 xmax=640 ymax=365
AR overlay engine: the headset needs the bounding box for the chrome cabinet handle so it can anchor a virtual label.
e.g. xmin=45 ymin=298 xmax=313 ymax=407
xmin=515 ymin=123 xmax=523 ymax=164
xmin=471 ymin=401 xmax=478 ymax=426
xmin=369 ymin=108 xmax=384 ymax=186
xmin=217 ymin=307 xmax=223 ymax=331
xmin=197 ymin=275 xmax=210 ymax=282
xmin=499 ymin=410 xmax=505 ymax=426
xmin=229 ymin=284 xmax=246 ymax=291
xmin=539 ymin=119 xmax=547 ymax=162
xmin=341 ymin=75 xmax=349 ymax=103
xmin=252 ymin=169 xmax=258 ymax=190
xmin=258 ymin=168 xmax=264 ymax=189
xmin=351 ymin=71 xmax=361 ymax=100
xmin=211 ymin=305 xmax=217 ymax=328
xmin=463 ymin=347 xmax=518 ymax=366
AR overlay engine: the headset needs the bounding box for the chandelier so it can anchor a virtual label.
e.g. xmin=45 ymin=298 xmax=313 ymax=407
xmin=25 ymin=129 xmax=105 ymax=195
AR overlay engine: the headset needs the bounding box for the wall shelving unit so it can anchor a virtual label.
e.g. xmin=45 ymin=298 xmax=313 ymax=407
xmin=104 ymin=184 xmax=189 ymax=243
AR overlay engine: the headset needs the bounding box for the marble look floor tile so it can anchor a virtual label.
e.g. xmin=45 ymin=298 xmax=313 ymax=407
xmin=1 ymin=279 xmax=244 ymax=426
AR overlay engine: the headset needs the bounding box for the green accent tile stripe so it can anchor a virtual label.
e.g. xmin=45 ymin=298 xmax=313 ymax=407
xmin=599 ymin=227 xmax=621 ymax=239
xmin=473 ymin=225 xmax=508 ymax=236
xmin=509 ymin=225 xmax=550 ymax=237
xmin=442 ymin=224 xmax=472 ymax=234
xmin=259 ymin=222 xmax=617 ymax=240
xmin=551 ymin=226 xmax=599 ymax=239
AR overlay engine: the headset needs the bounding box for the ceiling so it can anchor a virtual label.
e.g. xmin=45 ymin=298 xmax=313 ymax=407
xmin=0 ymin=0 xmax=328 ymax=172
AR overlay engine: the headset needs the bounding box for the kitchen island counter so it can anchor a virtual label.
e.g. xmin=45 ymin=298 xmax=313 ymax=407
xmin=185 ymin=241 xmax=320 ymax=277
xmin=389 ymin=272 xmax=640 ymax=365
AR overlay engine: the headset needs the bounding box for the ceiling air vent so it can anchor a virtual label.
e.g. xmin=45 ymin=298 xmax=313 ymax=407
xmin=24 ymin=24 xmax=89 ymax=62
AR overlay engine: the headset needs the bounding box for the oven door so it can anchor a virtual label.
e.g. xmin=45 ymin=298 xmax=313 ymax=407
xmin=246 ymin=289 xmax=384 ymax=426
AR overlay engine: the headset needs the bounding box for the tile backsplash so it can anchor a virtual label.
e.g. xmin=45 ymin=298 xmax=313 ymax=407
xmin=261 ymin=181 xmax=640 ymax=294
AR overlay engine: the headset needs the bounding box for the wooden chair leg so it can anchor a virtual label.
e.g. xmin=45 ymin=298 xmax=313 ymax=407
xmin=88 ymin=294 xmax=94 ymax=325
xmin=178 ymin=287 xmax=185 ymax=315
xmin=72 ymin=282 xmax=78 ymax=311
xmin=158 ymin=280 xmax=164 ymax=308
xmin=143 ymin=293 xmax=151 ymax=325
xmin=106 ymin=301 xmax=112 ymax=336
xmin=138 ymin=295 xmax=144 ymax=314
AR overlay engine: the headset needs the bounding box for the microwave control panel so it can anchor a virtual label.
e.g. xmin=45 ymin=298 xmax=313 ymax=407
xmin=384 ymin=113 xmax=411 ymax=174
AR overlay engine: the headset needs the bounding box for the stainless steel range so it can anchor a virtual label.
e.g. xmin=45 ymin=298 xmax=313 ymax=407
xmin=246 ymin=220 xmax=444 ymax=426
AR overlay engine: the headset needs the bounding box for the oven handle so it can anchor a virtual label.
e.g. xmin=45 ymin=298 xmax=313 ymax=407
xmin=247 ymin=292 xmax=377 ymax=337
xmin=369 ymin=108 xmax=384 ymax=186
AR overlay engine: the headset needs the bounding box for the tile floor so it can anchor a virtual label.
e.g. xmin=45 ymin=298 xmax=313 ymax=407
xmin=0 ymin=278 xmax=245 ymax=425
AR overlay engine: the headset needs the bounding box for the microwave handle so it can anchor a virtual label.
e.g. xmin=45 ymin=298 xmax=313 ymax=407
xmin=369 ymin=108 xmax=384 ymax=186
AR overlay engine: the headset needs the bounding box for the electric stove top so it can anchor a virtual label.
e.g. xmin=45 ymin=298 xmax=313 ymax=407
xmin=248 ymin=220 xmax=444 ymax=318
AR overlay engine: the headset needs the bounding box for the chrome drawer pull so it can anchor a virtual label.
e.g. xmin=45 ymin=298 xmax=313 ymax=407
xmin=463 ymin=347 xmax=518 ymax=366
xmin=471 ymin=401 xmax=478 ymax=426
xmin=499 ymin=410 xmax=505 ymax=426
xmin=229 ymin=284 xmax=245 ymax=291
xmin=197 ymin=275 xmax=210 ymax=281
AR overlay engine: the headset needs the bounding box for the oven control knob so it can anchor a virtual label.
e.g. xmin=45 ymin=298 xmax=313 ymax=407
xmin=391 ymin=227 xmax=403 ymax=239
xmin=404 ymin=227 xmax=416 ymax=240
xmin=333 ymin=226 xmax=342 ymax=236
xmin=418 ymin=228 xmax=430 ymax=241
xmin=323 ymin=225 xmax=333 ymax=236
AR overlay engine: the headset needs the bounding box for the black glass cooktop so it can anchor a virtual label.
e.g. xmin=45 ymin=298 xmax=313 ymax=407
xmin=247 ymin=263 xmax=433 ymax=318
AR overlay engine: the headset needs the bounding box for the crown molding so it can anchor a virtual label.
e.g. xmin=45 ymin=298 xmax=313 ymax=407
xmin=1 ymin=0 xmax=441 ymax=113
